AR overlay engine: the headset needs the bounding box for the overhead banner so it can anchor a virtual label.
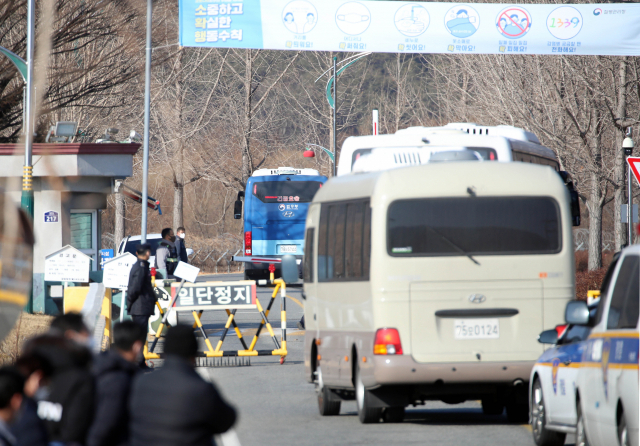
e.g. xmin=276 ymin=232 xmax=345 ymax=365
xmin=179 ymin=1 xmax=640 ymax=56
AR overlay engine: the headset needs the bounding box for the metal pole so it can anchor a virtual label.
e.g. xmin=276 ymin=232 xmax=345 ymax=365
xmin=332 ymin=56 xmax=337 ymax=177
xmin=23 ymin=0 xmax=35 ymax=214
xmin=141 ymin=0 xmax=152 ymax=243
xmin=22 ymin=0 xmax=35 ymax=313
xmin=628 ymin=158 xmax=633 ymax=245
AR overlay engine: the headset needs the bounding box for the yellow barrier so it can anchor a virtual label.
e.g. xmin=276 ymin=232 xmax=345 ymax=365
xmin=144 ymin=279 xmax=288 ymax=365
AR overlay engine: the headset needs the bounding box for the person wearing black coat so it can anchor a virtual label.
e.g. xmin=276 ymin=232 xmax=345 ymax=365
xmin=86 ymin=321 xmax=146 ymax=446
xmin=126 ymin=244 xmax=156 ymax=336
xmin=22 ymin=334 xmax=94 ymax=445
xmin=129 ymin=326 xmax=236 ymax=446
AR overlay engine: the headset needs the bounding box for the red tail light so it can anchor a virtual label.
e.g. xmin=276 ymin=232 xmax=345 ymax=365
xmin=244 ymin=231 xmax=252 ymax=255
xmin=374 ymin=328 xmax=403 ymax=355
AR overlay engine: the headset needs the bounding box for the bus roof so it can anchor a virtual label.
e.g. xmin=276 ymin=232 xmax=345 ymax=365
xmin=315 ymin=162 xmax=566 ymax=204
xmin=252 ymin=167 xmax=321 ymax=177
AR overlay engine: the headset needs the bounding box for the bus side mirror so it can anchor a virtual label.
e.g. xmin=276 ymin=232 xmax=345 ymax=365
xmin=281 ymin=255 xmax=298 ymax=284
xmin=570 ymin=189 xmax=581 ymax=226
xmin=234 ymin=200 xmax=242 ymax=219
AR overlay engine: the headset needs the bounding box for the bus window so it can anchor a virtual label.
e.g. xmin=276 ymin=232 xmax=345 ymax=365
xmin=467 ymin=147 xmax=498 ymax=161
xmin=318 ymin=206 xmax=329 ymax=280
xmin=351 ymin=148 xmax=373 ymax=169
xmin=363 ymin=203 xmax=371 ymax=279
xmin=333 ymin=204 xmax=347 ymax=279
xmin=304 ymin=228 xmax=315 ymax=283
xmin=253 ymin=181 xmax=323 ymax=203
xmin=387 ymin=197 xmax=561 ymax=256
xmin=346 ymin=202 xmax=364 ymax=278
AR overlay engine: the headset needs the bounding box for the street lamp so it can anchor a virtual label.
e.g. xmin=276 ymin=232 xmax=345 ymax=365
xmin=624 ymin=128 xmax=635 ymax=245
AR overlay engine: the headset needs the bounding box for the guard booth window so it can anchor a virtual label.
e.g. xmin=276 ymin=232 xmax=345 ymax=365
xmin=318 ymin=199 xmax=371 ymax=282
xmin=70 ymin=210 xmax=98 ymax=270
xmin=607 ymin=255 xmax=640 ymax=329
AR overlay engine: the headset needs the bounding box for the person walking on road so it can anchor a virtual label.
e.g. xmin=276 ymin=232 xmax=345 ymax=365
xmin=155 ymin=228 xmax=179 ymax=275
xmin=86 ymin=321 xmax=146 ymax=446
xmin=0 ymin=368 xmax=25 ymax=446
xmin=126 ymin=244 xmax=156 ymax=365
xmin=175 ymin=227 xmax=189 ymax=264
xmin=129 ymin=325 xmax=237 ymax=446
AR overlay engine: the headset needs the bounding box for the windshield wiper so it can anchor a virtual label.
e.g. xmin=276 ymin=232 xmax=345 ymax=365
xmin=424 ymin=226 xmax=480 ymax=266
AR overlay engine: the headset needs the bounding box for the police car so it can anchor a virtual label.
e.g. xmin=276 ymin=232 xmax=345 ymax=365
xmin=529 ymin=303 xmax=598 ymax=446
xmin=566 ymin=246 xmax=639 ymax=446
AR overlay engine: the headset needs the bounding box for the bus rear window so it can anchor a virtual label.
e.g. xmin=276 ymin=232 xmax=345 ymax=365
xmin=467 ymin=147 xmax=497 ymax=161
xmin=388 ymin=197 xmax=561 ymax=256
xmin=253 ymin=181 xmax=323 ymax=203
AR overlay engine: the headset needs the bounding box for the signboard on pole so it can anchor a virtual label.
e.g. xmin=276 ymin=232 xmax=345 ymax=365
xmin=99 ymin=249 xmax=114 ymax=269
xmin=174 ymin=261 xmax=200 ymax=284
xmin=44 ymin=245 xmax=92 ymax=283
xmin=103 ymin=253 xmax=137 ymax=289
xmin=627 ymin=157 xmax=640 ymax=187
xmin=179 ymin=1 xmax=640 ymax=56
xmin=171 ymin=281 xmax=257 ymax=311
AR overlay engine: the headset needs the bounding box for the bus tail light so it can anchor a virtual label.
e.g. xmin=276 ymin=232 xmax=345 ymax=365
xmin=244 ymin=231 xmax=252 ymax=255
xmin=374 ymin=328 xmax=403 ymax=355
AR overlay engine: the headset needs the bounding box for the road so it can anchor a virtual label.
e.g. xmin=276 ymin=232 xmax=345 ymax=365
xmin=164 ymin=273 xmax=577 ymax=446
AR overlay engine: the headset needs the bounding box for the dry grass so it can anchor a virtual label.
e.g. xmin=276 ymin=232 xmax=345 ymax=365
xmin=0 ymin=313 xmax=53 ymax=365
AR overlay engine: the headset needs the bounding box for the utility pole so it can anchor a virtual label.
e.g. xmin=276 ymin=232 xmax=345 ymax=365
xmin=332 ymin=56 xmax=337 ymax=177
xmin=141 ymin=0 xmax=152 ymax=243
xmin=624 ymin=129 xmax=635 ymax=245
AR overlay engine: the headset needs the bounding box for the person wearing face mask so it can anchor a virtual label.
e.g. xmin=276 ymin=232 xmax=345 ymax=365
xmin=126 ymin=244 xmax=156 ymax=368
xmin=155 ymin=228 xmax=179 ymax=276
xmin=174 ymin=227 xmax=189 ymax=264
xmin=86 ymin=322 xmax=146 ymax=446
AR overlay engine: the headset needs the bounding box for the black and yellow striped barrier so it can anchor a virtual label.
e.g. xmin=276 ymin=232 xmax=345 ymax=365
xmin=144 ymin=279 xmax=288 ymax=365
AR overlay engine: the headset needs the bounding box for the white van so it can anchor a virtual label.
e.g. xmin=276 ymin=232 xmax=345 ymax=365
xmin=565 ymin=246 xmax=639 ymax=446
xmin=337 ymin=123 xmax=559 ymax=176
xmin=301 ymin=162 xmax=576 ymax=423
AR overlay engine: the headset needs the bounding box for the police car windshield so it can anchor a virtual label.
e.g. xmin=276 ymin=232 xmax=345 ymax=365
xmin=253 ymin=181 xmax=323 ymax=204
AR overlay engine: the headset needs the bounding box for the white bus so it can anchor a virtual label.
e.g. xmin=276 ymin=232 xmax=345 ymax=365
xmin=337 ymin=123 xmax=560 ymax=176
xmin=298 ymin=162 xmax=578 ymax=424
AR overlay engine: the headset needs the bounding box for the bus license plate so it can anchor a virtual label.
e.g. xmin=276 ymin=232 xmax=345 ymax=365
xmin=454 ymin=319 xmax=499 ymax=340
xmin=280 ymin=245 xmax=297 ymax=253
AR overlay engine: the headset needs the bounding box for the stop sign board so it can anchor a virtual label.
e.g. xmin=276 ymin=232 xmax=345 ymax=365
xmin=628 ymin=157 xmax=640 ymax=187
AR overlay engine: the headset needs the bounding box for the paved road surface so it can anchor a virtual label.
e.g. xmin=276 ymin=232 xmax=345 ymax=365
xmin=164 ymin=273 xmax=577 ymax=446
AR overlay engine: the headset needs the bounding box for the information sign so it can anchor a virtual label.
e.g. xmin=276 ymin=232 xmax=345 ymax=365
xmin=171 ymin=281 xmax=257 ymax=311
xmin=44 ymin=246 xmax=92 ymax=283
xmin=99 ymin=249 xmax=114 ymax=269
xmin=179 ymin=1 xmax=640 ymax=56
xmin=174 ymin=261 xmax=200 ymax=283
xmin=103 ymin=253 xmax=137 ymax=289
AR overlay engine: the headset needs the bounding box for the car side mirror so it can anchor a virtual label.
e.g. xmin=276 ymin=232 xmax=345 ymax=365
xmin=281 ymin=255 xmax=298 ymax=284
xmin=565 ymin=300 xmax=589 ymax=325
xmin=538 ymin=329 xmax=558 ymax=344
xmin=233 ymin=200 xmax=242 ymax=220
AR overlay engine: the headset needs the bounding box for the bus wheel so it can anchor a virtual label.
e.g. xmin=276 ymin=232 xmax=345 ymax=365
xmin=382 ymin=406 xmax=405 ymax=423
xmin=315 ymin=365 xmax=340 ymax=416
xmin=355 ymin=363 xmax=382 ymax=423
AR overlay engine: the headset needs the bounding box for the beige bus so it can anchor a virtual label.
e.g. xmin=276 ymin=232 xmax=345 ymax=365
xmin=300 ymin=162 xmax=576 ymax=424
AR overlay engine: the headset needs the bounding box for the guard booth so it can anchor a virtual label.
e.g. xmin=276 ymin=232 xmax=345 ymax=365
xmin=0 ymin=142 xmax=139 ymax=314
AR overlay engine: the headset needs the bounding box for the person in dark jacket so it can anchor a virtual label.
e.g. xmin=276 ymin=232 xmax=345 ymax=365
xmin=0 ymin=367 xmax=26 ymax=446
xmin=174 ymin=227 xmax=189 ymax=263
xmin=86 ymin=321 xmax=146 ymax=446
xmin=126 ymin=243 xmax=156 ymax=338
xmin=21 ymin=333 xmax=94 ymax=446
xmin=129 ymin=325 xmax=236 ymax=446
xmin=11 ymin=351 xmax=53 ymax=446
xmin=155 ymin=228 xmax=178 ymax=275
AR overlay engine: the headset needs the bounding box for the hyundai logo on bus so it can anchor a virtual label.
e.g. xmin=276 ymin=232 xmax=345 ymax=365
xmin=468 ymin=294 xmax=486 ymax=304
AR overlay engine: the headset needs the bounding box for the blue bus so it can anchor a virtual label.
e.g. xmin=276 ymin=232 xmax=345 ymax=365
xmin=234 ymin=167 xmax=328 ymax=280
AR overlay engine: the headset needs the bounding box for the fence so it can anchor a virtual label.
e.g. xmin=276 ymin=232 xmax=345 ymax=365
xmin=573 ymin=229 xmax=615 ymax=252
